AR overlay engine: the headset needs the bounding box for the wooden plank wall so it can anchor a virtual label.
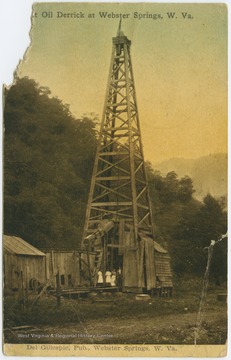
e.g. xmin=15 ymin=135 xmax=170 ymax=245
xmin=137 ymin=237 xmax=145 ymax=288
xmin=144 ymin=237 xmax=156 ymax=290
xmin=123 ymin=247 xmax=138 ymax=288
xmin=46 ymin=251 xmax=80 ymax=288
xmin=155 ymin=253 xmax=173 ymax=287
xmin=123 ymin=234 xmax=156 ymax=291
xmin=4 ymin=254 xmax=46 ymax=291
xmin=123 ymin=231 xmax=139 ymax=288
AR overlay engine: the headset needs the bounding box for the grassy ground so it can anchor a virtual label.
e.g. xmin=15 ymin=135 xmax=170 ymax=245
xmin=4 ymin=277 xmax=227 ymax=345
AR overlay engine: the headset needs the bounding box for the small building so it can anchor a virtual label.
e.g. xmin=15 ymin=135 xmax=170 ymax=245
xmin=121 ymin=230 xmax=173 ymax=294
xmin=81 ymin=221 xmax=173 ymax=294
xmin=3 ymin=235 xmax=46 ymax=294
xmin=44 ymin=250 xmax=82 ymax=289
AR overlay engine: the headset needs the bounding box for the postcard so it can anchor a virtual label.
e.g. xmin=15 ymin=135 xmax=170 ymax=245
xmin=3 ymin=2 xmax=228 ymax=357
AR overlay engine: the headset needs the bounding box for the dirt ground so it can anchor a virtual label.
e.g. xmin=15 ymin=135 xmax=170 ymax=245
xmin=4 ymin=280 xmax=227 ymax=345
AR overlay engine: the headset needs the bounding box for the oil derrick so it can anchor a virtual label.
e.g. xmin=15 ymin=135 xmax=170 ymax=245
xmin=82 ymin=23 xmax=173 ymax=294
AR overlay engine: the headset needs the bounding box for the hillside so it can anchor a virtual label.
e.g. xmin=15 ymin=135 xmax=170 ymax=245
xmin=4 ymin=77 xmax=97 ymax=249
xmin=154 ymin=153 xmax=227 ymax=200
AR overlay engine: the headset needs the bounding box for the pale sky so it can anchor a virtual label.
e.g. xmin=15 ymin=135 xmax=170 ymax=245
xmin=18 ymin=3 xmax=227 ymax=164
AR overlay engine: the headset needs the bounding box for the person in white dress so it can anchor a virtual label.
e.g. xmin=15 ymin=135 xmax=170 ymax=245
xmin=97 ymin=270 xmax=103 ymax=286
xmin=105 ymin=270 xmax=111 ymax=286
xmin=111 ymin=269 xmax=116 ymax=286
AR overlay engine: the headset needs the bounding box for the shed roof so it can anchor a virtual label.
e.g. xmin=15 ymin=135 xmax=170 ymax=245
xmin=3 ymin=235 xmax=46 ymax=256
xmin=139 ymin=232 xmax=168 ymax=254
xmin=153 ymin=241 xmax=168 ymax=254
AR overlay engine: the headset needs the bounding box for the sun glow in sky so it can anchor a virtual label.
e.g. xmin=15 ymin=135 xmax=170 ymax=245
xmin=18 ymin=3 xmax=227 ymax=164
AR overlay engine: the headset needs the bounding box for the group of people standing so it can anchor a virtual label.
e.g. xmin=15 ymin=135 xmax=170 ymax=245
xmin=97 ymin=267 xmax=122 ymax=287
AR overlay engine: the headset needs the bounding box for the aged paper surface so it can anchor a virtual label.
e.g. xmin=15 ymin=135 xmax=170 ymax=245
xmin=3 ymin=2 xmax=227 ymax=358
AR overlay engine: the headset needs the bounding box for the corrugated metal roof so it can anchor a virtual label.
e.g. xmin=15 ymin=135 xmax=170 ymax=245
xmin=3 ymin=235 xmax=46 ymax=256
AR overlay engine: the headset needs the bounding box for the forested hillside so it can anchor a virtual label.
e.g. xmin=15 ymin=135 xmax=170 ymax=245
xmin=147 ymin=166 xmax=227 ymax=284
xmin=154 ymin=154 xmax=227 ymax=201
xmin=4 ymin=77 xmax=227 ymax=282
xmin=4 ymin=77 xmax=97 ymax=249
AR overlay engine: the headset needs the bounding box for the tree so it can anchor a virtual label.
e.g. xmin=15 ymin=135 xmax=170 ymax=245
xmin=4 ymin=77 xmax=97 ymax=249
xmin=178 ymin=176 xmax=195 ymax=202
xmin=172 ymin=193 xmax=227 ymax=282
xmin=193 ymin=194 xmax=227 ymax=284
xmin=146 ymin=163 xmax=227 ymax=282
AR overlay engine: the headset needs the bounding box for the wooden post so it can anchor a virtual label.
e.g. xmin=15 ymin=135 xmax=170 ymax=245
xmin=29 ymin=273 xmax=57 ymax=310
xmin=56 ymin=270 xmax=61 ymax=308
xmin=86 ymin=245 xmax=93 ymax=286
xmin=51 ymin=250 xmax=55 ymax=274
xmin=25 ymin=266 xmax=29 ymax=309
xmin=119 ymin=219 xmax=125 ymax=255
xmin=11 ymin=264 xmax=15 ymax=300
xmin=20 ymin=271 xmax=25 ymax=311
xmin=103 ymin=236 xmax=107 ymax=286
xmin=110 ymin=232 xmax=114 ymax=271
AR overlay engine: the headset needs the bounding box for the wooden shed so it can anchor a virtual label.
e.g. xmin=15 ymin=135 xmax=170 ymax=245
xmin=122 ymin=230 xmax=156 ymax=293
xmin=122 ymin=231 xmax=173 ymax=294
xmin=3 ymin=235 xmax=46 ymax=294
xmin=82 ymin=221 xmax=173 ymax=294
xmin=44 ymin=250 xmax=81 ymax=289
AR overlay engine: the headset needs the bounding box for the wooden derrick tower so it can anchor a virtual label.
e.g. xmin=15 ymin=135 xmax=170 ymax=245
xmin=82 ymin=23 xmax=172 ymax=294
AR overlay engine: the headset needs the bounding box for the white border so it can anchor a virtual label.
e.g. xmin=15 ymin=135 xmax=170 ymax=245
xmin=0 ymin=1 xmax=229 ymax=360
